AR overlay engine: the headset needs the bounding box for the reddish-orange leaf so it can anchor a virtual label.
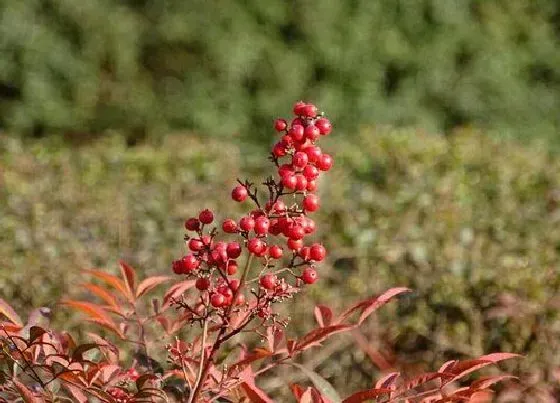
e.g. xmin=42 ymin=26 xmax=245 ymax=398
xmin=295 ymin=324 xmax=353 ymax=352
xmin=375 ymin=372 xmax=400 ymax=390
xmin=13 ymin=379 xmax=41 ymax=403
xmin=314 ymin=305 xmax=333 ymax=328
xmin=240 ymin=381 xmax=275 ymax=403
xmin=0 ymin=297 xmax=23 ymax=326
xmin=231 ymin=348 xmax=273 ymax=371
xmin=119 ymin=260 xmax=137 ymax=300
xmin=162 ymin=280 xmax=196 ymax=310
xmin=136 ymin=276 xmax=172 ymax=298
xmin=336 ymin=287 xmax=411 ymax=325
xmin=471 ymin=375 xmax=517 ymax=390
xmin=61 ymin=300 xmax=113 ymax=324
xmin=83 ymin=269 xmax=129 ymax=300
xmin=291 ymin=384 xmax=306 ymax=400
xmin=342 ymin=388 xmax=392 ymax=403
xmin=82 ymin=283 xmax=120 ymax=310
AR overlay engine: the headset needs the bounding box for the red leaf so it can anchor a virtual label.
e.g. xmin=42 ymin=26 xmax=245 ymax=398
xmin=13 ymin=379 xmax=41 ymax=403
xmin=162 ymin=280 xmax=196 ymax=310
xmin=240 ymin=380 xmax=274 ymax=403
xmin=342 ymin=388 xmax=392 ymax=403
xmin=0 ymin=298 xmax=23 ymax=326
xmin=119 ymin=260 xmax=137 ymax=300
xmin=231 ymin=348 xmax=273 ymax=371
xmin=471 ymin=375 xmax=517 ymax=390
xmin=314 ymin=305 xmax=333 ymax=328
xmin=398 ymin=372 xmax=444 ymax=393
xmin=266 ymin=326 xmax=285 ymax=352
xmin=375 ymin=372 xmax=400 ymax=390
xmin=442 ymin=354 xmax=520 ymax=384
xmin=477 ymin=352 xmax=521 ymax=363
xmin=62 ymin=383 xmax=88 ymax=403
xmin=336 ymin=288 xmax=411 ymax=325
xmin=82 ymin=283 xmax=120 ymax=310
xmin=136 ymin=276 xmax=171 ymax=298
xmin=291 ymin=384 xmax=306 ymax=400
xmin=61 ymin=300 xmax=113 ymax=324
xmin=295 ymin=324 xmax=353 ymax=352
xmin=83 ymin=269 xmax=129 ymax=300
xmin=299 ymin=388 xmax=326 ymax=403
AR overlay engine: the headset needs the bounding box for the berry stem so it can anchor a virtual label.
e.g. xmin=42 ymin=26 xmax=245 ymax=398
xmin=188 ymin=318 xmax=209 ymax=403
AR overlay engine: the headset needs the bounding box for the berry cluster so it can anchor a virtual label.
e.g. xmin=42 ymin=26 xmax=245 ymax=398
xmin=171 ymin=101 xmax=332 ymax=322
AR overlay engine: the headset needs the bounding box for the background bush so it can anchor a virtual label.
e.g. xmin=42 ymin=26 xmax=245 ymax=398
xmin=1 ymin=0 xmax=559 ymax=144
xmin=2 ymin=129 xmax=559 ymax=397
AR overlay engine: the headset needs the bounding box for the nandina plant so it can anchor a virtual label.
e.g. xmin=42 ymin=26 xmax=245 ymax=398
xmin=0 ymin=102 xmax=518 ymax=402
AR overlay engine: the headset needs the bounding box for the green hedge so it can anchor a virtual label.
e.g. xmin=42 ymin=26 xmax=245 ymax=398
xmin=1 ymin=129 xmax=559 ymax=397
xmin=1 ymin=1 xmax=560 ymax=144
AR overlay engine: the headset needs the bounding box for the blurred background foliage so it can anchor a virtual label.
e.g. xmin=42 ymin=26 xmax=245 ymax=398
xmin=2 ymin=129 xmax=559 ymax=398
xmin=1 ymin=0 xmax=559 ymax=144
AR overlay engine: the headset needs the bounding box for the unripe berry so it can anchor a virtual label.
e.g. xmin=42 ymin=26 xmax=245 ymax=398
xmin=303 ymin=164 xmax=319 ymax=180
xmin=222 ymin=218 xmax=238 ymax=233
xmin=185 ymin=218 xmax=200 ymax=231
xmin=282 ymin=173 xmax=297 ymax=190
xmin=182 ymin=254 xmax=200 ymax=272
xmin=254 ymin=216 xmax=270 ymax=235
xmin=227 ymin=242 xmax=242 ymax=258
xmin=247 ymin=238 xmax=266 ymax=255
xmin=302 ymin=267 xmax=318 ymax=284
xmin=317 ymin=154 xmax=333 ymax=171
xmin=315 ymin=117 xmax=332 ymax=135
xmin=294 ymin=174 xmax=308 ymax=191
xmin=303 ymin=194 xmax=320 ymax=212
xmin=259 ymin=274 xmax=277 ymax=290
xmin=289 ymin=125 xmax=305 ymax=142
xmin=287 ymin=238 xmax=304 ymax=251
xmin=293 ymin=101 xmax=306 ymax=116
xmin=268 ymin=245 xmax=283 ymax=259
xmin=239 ymin=216 xmax=255 ymax=232
xmin=274 ymin=118 xmax=287 ymax=132
xmin=310 ymin=244 xmax=326 ymax=261
xmin=231 ymin=185 xmax=248 ymax=202
xmin=302 ymin=104 xmax=317 ymax=117
xmin=292 ymin=151 xmax=309 ymax=168
xmin=199 ymin=209 xmax=214 ymax=224
xmin=188 ymin=238 xmax=204 ymax=251
xmin=304 ymin=125 xmax=320 ymax=141
xmin=210 ymin=293 xmax=225 ymax=307
xmin=195 ymin=277 xmax=210 ymax=290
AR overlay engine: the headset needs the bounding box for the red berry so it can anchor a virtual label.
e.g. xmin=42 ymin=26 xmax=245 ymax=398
xmin=268 ymin=245 xmax=283 ymax=259
xmin=315 ymin=117 xmax=332 ymax=135
xmin=188 ymin=238 xmax=204 ymax=251
xmin=287 ymin=238 xmax=303 ymax=251
xmin=303 ymin=164 xmax=319 ymax=180
xmin=317 ymin=154 xmax=333 ymax=171
xmin=304 ymin=145 xmax=322 ymax=163
xmin=299 ymin=246 xmax=311 ymax=261
xmin=254 ymin=216 xmax=270 ymax=235
xmin=227 ymin=242 xmax=242 ymax=258
xmin=274 ymin=118 xmax=287 ymax=131
xmin=293 ymin=101 xmax=306 ymax=116
xmin=259 ymin=274 xmax=277 ymax=290
xmin=282 ymin=173 xmax=297 ymax=190
xmin=306 ymin=180 xmax=317 ymax=192
xmin=185 ymin=218 xmax=200 ymax=231
xmin=303 ymin=194 xmax=320 ymax=212
xmin=302 ymin=104 xmax=317 ymax=117
xmin=286 ymin=224 xmax=305 ymax=240
xmin=294 ymin=174 xmax=307 ymax=191
xmin=272 ymin=200 xmax=287 ymax=213
xmin=301 ymin=267 xmax=318 ymax=284
xmin=172 ymin=260 xmax=183 ymax=275
xmin=239 ymin=216 xmax=255 ymax=232
xmin=292 ymin=151 xmax=309 ymax=168
xmin=291 ymin=117 xmax=304 ymax=127
xmin=227 ymin=261 xmax=238 ymax=275
xmin=247 ymin=238 xmax=266 ymax=255
xmin=182 ymin=254 xmax=200 ymax=272
xmin=222 ymin=218 xmax=238 ymax=233
xmin=235 ymin=293 xmax=246 ymax=305
xmin=273 ymin=142 xmax=287 ymax=157
xmin=281 ymin=134 xmax=294 ymax=146
xmin=289 ymin=125 xmax=305 ymax=142
xmin=211 ymin=293 xmax=225 ymax=307
xmin=201 ymin=235 xmax=212 ymax=246
xmin=232 ymin=185 xmax=248 ymax=202
xmin=278 ymin=164 xmax=294 ymax=177
xmin=310 ymin=244 xmax=326 ymax=261
xmin=199 ymin=209 xmax=214 ymax=224
xmin=303 ymin=217 xmax=316 ymax=234
xmin=304 ymin=125 xmax=320 ymax=141
xmin=196 ymin=277 xmax=210 ymax=290
xmin=229 ymin=278 xmax=241 ymax=291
